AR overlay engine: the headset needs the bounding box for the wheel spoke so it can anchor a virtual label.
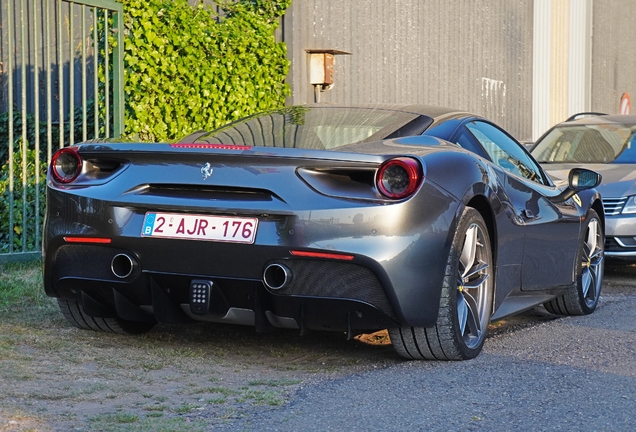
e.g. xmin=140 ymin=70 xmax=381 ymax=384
xmin=461 ymin=289 xmax=482 ymax=337
xmin=463 ymin=272 xmax=490 ymax=290
xmin=582 ymin=220 xmax=600 ymax=263
xmin=457 ymin=290 xmax=468 ymax=335
xmin=460 ymin=261 xmax=489 ymax=288
xmin=580 ymin=267 xmax=592 ymax=298
xmin=590 ymin=247 xmax=604 ymax=265
xmin=460 ymin=226 xmax=478 ymax=278
xmin=586 ymin=269 xmax=598 ymax=301
xmin=586 ymin=220 xmax=599 ymax=256
xmin=590 ymin=256 xmax=603 ymax=272
xmin=586 ymin=253 xmax=603 ymax=303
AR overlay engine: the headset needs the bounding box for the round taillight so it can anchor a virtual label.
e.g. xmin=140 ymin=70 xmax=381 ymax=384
xmin=51 ymin=147 xmax=82 ymax=183
xmin=376 ymin=157 xmax=422 ymax=199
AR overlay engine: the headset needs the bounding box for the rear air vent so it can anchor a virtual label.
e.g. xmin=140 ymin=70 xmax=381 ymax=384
xmin=296 ymin=166 xmax=381 ymax=200
xmin=86 ymin=159 xmax=122 ymax=173
xmin=138 ymin=184 xmax=280 ymax=202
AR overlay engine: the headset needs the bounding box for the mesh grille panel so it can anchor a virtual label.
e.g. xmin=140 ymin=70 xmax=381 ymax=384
xmin=55 ymin=245 xmax=127 ymax=281
xmin=270 ymin=260 xmax=395 ymax=319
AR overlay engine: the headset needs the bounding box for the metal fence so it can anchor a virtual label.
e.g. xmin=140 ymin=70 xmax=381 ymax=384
xmin=0 ymin=0 xmax=124 ymax=263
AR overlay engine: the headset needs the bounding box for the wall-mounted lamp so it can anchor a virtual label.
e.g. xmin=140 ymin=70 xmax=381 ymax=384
xmin=306 ymin=49 xmax=351 ymax=102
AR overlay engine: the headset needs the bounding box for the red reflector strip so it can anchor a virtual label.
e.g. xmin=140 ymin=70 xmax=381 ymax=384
xmin=64 ymin=237 xmax=112 ymax=244
xmin=290 ymin=250 xmax=355 ymax=261
xmin=171 ymin=143 xmax=251 ymax=150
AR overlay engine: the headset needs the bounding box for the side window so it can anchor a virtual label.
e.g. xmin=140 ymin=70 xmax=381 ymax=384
xmin=465 ymin=121 xmax=547 ymax=185
xmin=454 ymin=129 xmax=489 ymax=158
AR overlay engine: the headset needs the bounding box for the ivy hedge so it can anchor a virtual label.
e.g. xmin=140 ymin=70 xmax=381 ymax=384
xmin=121 ymin=0 xmax=292 ymax=142
xmin=0 ymin=145 xmax=46 ymax=254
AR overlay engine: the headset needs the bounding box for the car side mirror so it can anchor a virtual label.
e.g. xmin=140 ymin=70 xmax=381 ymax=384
xmin=549 ymin=168 xmax=602 ymax=203
xmin=569 ymin=168 xmax=602 ymax=190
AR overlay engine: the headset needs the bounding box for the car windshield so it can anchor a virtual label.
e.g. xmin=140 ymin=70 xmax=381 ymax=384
xmin=194 ymin=107 xmax=429 ymax=150
xmin=531 ymin=124 xmax=636 ymax=163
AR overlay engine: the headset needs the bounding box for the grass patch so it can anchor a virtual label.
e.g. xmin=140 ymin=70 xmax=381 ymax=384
xmin=172 ymin=403 xmax=200 ymax=414
xmin=0 ymin=260 xmax=50 ymax=312
xmin=189 ymin=386 xmax=238 ymax=396
xmin=141 ymin=361 xmax=165 ymax=371
xmin=237 ymin=389 xmax=285 ymax=406
xmin=109 ymin=412 xmax=139 ymax=423
xmin=88 ymin=413 xmax=206 ymax=432
xmin=248 ymin=377 xmax=303 ymax=387
xmin=144 ymin=404 xmax=167 ymax=412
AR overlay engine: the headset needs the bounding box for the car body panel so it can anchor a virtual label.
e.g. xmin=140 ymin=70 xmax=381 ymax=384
xmin=43 ymin=104 xmax=603 ymax=336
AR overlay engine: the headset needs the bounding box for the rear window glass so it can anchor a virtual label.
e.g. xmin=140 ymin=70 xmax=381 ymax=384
xmin=195 ymin=107 xmax=428 ymax=150
xmin=532 ymin=124 xmax=636 ymax=163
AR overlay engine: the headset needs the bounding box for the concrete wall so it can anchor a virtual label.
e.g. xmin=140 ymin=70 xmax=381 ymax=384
xmin=590 ymin=0 xmax=636 ymax=115
xmin=283 ymin=0 xmax=534 ymax=140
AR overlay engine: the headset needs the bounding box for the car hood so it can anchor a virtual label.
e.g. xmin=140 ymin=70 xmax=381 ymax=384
xmin=541 ymin=163 xmax=636 ymax=198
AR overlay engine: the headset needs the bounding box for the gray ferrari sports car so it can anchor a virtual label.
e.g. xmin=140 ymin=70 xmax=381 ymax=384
xmin=43 ymin=104 xmax=604 ymax=360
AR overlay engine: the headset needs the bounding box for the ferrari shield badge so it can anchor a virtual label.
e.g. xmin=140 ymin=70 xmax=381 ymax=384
xmin=201 ymin=162 xmax=213 ymax=180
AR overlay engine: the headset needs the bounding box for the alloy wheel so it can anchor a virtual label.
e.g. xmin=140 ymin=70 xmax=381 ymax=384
xmin=456 ymin=223 xmax=491 ymax=349
xmin=581 ymin=218 xmax=604 ymax=307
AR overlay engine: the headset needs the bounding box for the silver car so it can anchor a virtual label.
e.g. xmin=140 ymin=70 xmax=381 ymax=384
xmin=532 ymin=113 xmax=636 ymax=261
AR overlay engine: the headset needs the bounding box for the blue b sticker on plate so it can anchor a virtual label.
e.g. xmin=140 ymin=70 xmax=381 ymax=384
xmin=142 ymin=213 xmax=156 ymax=236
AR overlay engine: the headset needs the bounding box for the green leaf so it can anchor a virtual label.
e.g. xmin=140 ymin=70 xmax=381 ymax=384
xmin=116 ymin=0 xmax=291 ymax=143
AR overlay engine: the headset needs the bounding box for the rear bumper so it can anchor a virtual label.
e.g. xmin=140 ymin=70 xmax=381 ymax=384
xmin=43 ymin=179 xmax=457 ymax=330
xmin=45 ymin=242 xmax=398 ymax=333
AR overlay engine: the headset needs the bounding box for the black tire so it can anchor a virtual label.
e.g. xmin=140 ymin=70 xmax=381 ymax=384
xmin=544 ymin=209 xmax=604 ymax=316
xmin=389 ymin=207 xmax=494 ymax=360
xmin=57 ymin=299 xmax=157 ymax=335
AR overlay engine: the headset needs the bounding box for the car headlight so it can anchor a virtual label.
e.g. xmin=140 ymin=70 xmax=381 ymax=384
xmin=622 ymin=196 xmax=636 ymax=214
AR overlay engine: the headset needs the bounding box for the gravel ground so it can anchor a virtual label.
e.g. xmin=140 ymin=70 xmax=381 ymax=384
xmin=215 ymin=264 xmax=636 ymax=431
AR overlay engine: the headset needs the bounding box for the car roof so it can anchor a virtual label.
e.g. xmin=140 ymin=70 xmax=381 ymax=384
xmin=559 ymin=113 xmax=636 ymax=126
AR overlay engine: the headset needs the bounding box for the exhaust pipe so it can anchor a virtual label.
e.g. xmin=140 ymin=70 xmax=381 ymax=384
xmin=111 ymin=253 xmax=138 ymax=279
xmin=263 ymin=263 xmax=292 ymax=290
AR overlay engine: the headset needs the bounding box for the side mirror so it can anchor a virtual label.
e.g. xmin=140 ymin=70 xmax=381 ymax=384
xmin=550 ymin=168 xmax=602 ymax=203
xmin=569 ymin=168 xmax=602 ymax=190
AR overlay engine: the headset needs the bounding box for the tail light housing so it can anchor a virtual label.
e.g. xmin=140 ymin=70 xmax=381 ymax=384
xmin=51 ymin=147 xmax=82 ymax=183
xmin=376 ymin=157 xmax=422 ymax=199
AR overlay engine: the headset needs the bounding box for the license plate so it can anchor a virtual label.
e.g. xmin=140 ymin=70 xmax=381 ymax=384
xmin=141 ymin=213 xmax=258 ymax=244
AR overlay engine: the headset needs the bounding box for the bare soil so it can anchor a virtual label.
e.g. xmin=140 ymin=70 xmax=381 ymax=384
xmin=0 ymin=299 xmax=398 ymax=432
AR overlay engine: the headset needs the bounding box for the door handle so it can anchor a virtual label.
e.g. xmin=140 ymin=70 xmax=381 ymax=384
xmin=522 ymin=209 xmax=535 ymax=219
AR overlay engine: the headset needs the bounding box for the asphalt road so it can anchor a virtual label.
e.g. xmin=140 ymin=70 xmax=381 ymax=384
xmin=220 ymin=264 xmax=636 ymax=431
